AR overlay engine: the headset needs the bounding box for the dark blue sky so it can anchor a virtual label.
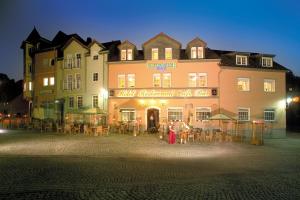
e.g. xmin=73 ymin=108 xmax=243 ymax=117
xmin=1 ymin=0 xmax=299 ymax=80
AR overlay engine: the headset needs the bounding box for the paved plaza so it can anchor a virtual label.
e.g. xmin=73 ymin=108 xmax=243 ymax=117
xmin=0 ymin=130 xmax=299 ymax=199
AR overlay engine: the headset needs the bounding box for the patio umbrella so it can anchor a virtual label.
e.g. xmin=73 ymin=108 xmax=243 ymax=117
xmin=209 ymin=113 xmax=233 ymax=130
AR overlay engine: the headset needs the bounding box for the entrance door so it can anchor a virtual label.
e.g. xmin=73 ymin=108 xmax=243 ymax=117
xmin=147 ymin=108 xmax=159 ymax=132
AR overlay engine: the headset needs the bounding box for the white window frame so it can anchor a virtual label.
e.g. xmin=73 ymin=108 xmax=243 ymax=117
xmin=236 ymin=55 xmax=248 ymax=65
xmin=67 ymin=74 xmax=72 ymax=90
xmin=195 ymin=107 xmax=211 ymax=121
xmin=188 ymin=73 xmax=197 ymax=87
xmin=75 ymin=73 xmax=81 ymax=89
xmin=167 ymin=107 xmax=183 ymax=122
xmin=153 ymin=73 xmax=161 ymax=87
xmin=69 ymin=97 xmax=74 ymax=108
xmin=77 ymin=96 xmax=83 ymax=108
xmin=92 ymin=95 xmax=99 ymax=108
xmin=49 ymin=77 xmax=55 ymax=86
xmin=119 ymin=108 xmax=136 ymax=122
xmin=238 ymin=107 xmax=250 ymax=121
xmin=74 ymin=53 xmax=81 ymax=68
xmin=127 ymin=74 xmax=135 ymax=88
xmin=152 ymin=48 xmax=158 ymax=60
xmin=93 ymin=73 xmax=99 ymax=82
xmin=197 ymin=47 xmax=204 ymax=58
xmin=165 ymin=48 xmax=172 ymax=60
xmin=264 ymin=109 xmax=275 ymax=122
xmin=118 ymin=74 xmax=126 ymax=88
xmin=237 ymin=78 xmax=250 ymax=91
xmin=191 ymin=47 xmax=197 ymax=59
xmin=121 ymin=49 xmax=127 ymax=61
xmin=198 ymin=73 xmax=207 ymax=87
xmin=43 ymin=77 xmax=48 ymax=86
xmin=264 ymin=79 xmax=275 ymax=92
xmin=127 ymin=49 xmax=133 ymax=60
xmin=162 ymin=73 xmax=171 ymax=88
xmin=262 ymin=57 xmax=273 ymax=67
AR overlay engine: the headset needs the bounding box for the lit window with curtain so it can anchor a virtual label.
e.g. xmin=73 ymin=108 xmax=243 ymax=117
xmin=237 ymin=78 xmax=250 ymax=91
xmin=162 ymin=73 xmax=171 ymax=88
xmin=153 ymin=74 xmax=161 ymax=87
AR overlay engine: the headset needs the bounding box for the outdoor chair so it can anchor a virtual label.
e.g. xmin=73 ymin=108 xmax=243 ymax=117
xmin=206 ymin=131 xmax=214 ymax=142
xmin=225 ymin=133 xmax=233 ymax=142
xmin=56 ymin=123 xmax=63 ymax=133
xmin=45 ymin=123 xmax=52 ymax=132
xmin=215 ymin=131 xmax=223 ymax=142
xmin=73 ymin=125 xmax=80 ymax=134
xmin=64 ymin=124 xmax=72 ymax=134
xmin=95 ymin=125 xmax=103 ymax=136
xmin=83 ymin=125 xmax=92 ymax=135
xmin=187 ymin=130 xmax=195 ymax=142
xmin=199 ymin=131 xmax=206 ymax=142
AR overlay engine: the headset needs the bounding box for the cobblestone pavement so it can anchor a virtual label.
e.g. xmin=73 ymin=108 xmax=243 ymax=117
xmin=0 ymin=131 xmax=299 ymax=199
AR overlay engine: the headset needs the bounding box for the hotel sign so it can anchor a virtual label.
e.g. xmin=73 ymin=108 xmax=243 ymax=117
xmin=111 ymin=88 xmax=218 ymax=98
xmin=147 ymin=62 xmax=176 ymax=71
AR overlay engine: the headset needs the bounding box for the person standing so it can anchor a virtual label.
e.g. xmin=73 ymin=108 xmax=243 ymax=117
xmin=168 ymin=125 xmax=176 ymax=144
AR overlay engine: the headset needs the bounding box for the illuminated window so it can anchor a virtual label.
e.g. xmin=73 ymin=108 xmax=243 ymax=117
xmin=165 ymin=48 xmax=172 ymax=60
xmin=264 ymin=79 xmax=275 ymax=92
xmin=195 ymin=107 xmax=211 ymax=120
xmin=93 ymin=73 xmax=98 ymax=81
xmin=237 ymin=78 xmax=250 ymax=91
xmin=238 ymin=108 xmax=250 ymax=121
xmin=127 ymin=74 xmax=135 ymax=88
xmin=121 ymin=50 xmax=127 ymax=61
xmin=191 ymin=47 xmax=197 ymax=59
xmin=23 ymin=82 xmax=26 ymax=91
xmin=162 ymin=73 xmax=171 ymax=88
xmin=75 ymin=74 xmax=81 ymax=89
xmin=43 ymin=78 xmax=48 ymax=86
xmin=127 ymin=49 xmax=133 ymax=60
xmin=168 ymin=108 xmax=183 ymax=121
xmin=264 ymin=109 xmax=275 ymax=121
xmin=120 ymin=109 xmax=135 ymax=122
xmin=236 ymin=55 xmax=248 ymax=65
xmin=198 ymin=73 xmax=207 ymax=87
xmin=188 ymin=73 xmax=197 ymax=87
xmin=118 ymin=74 xmax=125 ymax=88
xmin=29 ymin=82 xmax=32 ymax=91
xmin=152 ymin=48 xmax=158 ymax=60
xmin=262 ymin=57 xmax=273 ymax=67
xmin=153 ymin=74 xmax=161 ymax=87
xmin=197 ymin=47 xmax=204 ymax=58
xmin=92 ymin=95 xmax=98 ymax=108
xmin=77 ymin=96 xmax=83 ymax=108
xmin=69 ymin=97 xmax=74 ymax=108
xmin=50 ymin=77 xmax=55 ymax=86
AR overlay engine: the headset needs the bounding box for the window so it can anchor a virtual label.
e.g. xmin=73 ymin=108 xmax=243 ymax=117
xmin=93 ymin=55 xmax=98 ymax=60
xmin=191 ymin=47 xmax=197 ymax=59
xmin=65 ymin=54 xmax=73 ymax=69
xmin=93 ymin=73 xmax=98 ymax=81
xmin=75 ymin=74 xmax=81 ymax=89
xmin=262 ymin=57 xmax=273 ymax=67
xmin=198 ymin=73 xmax=207 ymax=87
xmin=50 ymin=77 xmax=55 ymax=86
xmin=152 ymin=48 xmax=158 ymax=60
xmin=264 ymin=109 xmax=275 ymax=121
xmin=23 ymin=82 xmax=26 ymax=92
xmin=28 ymin=63 xmax=32 ymax=73
xmin=197 ymin=47 xmax=204 ymax=58
xmin=29 ymin=82 xmax=32 ymax=91
xmin=77 ymin=96 xmax=83 ymax=108
xmin=69 ymin=97 xmax=74 ymax=108
xmin=92 ymin=95 xmax=98 ymax=108
xmin=67 ymin=74 xmax=72 ymax=90
xmin=49 ymin=58 xmax=55 ymax=66
xmin=165 ymin=48 xmax=172 ymax=60
xmin=127 ymin=74 xmax=135 ymax=88
xmin=238 ymin=108 xmax=250 ymax=121
xmin=118 ymin=74 xmax=125 ymax=88
xmin=237 ymin=78 xmax=250 ymax=91
xmin=120 ymin=109 xmax=135 ymax=122
xmin=75 ymin=53 xmax=81 ymax=68
xmin=127 ymin=49 xmax=133 ymax=60
xmin=121 ymin=50 xmax=127 ymax=61
xmin=264 ymin=79 xmax=275 ymax=92
xmin=236 ymin=55 xmax=248 ymax=65
xmin=43 ymin=78 xmax=48 ymax=86
xmin=162 ymin=73 xmax=171 ymax=88
xmin=153 ymin=74 xmax=161 ymax=87
xmin=188 ymin=73 xmax=197 ymax=87
xmin=168 ymin=108 xmax=183 ymax=121
xmin=195 ymin=107 xmax=211 ymax=121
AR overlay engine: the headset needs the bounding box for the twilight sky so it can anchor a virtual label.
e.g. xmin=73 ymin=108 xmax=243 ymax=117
xmin=0 ymin=0 xmax=300 ymax=81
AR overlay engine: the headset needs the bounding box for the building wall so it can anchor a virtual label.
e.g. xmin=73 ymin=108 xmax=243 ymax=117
xmin=23 ymin=43 xmax=33 ymax=100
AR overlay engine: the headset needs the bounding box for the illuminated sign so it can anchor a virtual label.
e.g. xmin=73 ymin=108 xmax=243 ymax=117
xmin=112 ymin=88 xmax=216 ymax=98
xmin=147 ymin=62 xmax=176 ymax=71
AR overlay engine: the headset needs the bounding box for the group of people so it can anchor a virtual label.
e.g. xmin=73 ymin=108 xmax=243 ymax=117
xmin=168 ymin=121 xmax=190 ymax=144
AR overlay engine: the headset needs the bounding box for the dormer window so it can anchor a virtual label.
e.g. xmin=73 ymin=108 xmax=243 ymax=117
xmin=191 ymin=47 xmax=204 ymax=59
xmin=152 ymin=48 xmax=159 ymax=60
xmin=165 ymin=48 xmax=172 ymax=60
xmin=236 ymin=55 xmax=248 ymax=65
xmin=121 ymin=49 xmax=133 ymax=61
xmin=262 ymin=57 xmax=273 ymax=67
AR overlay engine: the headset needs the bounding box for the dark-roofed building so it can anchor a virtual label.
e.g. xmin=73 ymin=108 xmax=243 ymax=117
xmin=108 ymin=33 xmax=287 ymax=138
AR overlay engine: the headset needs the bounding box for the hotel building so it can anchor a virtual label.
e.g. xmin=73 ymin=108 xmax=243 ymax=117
xmin=21 ymin=28 xmax=119 ymax=123
xmin=108 ymin=33 xmax=287 ymax=137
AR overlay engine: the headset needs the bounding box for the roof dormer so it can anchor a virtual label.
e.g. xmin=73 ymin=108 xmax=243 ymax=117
xmin=118 ymin=40 xmax=136 ymax=61
xmin=186 ymin=37 xmax=207 ymax=59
